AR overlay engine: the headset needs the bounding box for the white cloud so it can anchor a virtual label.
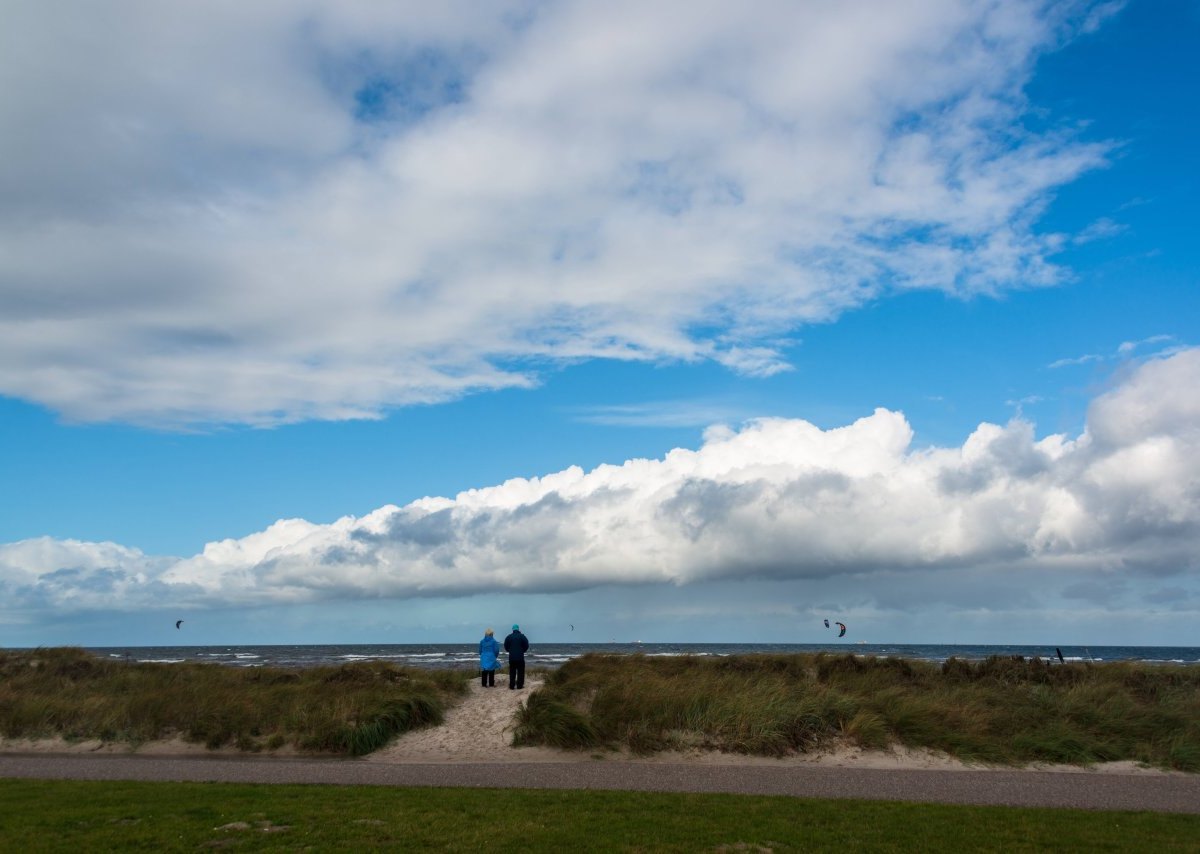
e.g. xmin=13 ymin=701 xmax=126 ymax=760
xmin=1050 ymin=334 xmax=1179 ymax=369
xmin=3 ymin=347 xmax=1198 ymax=614
xmin=1117 ymin=334 xmax=1175 ymax=355
xmin=570 ymin=398 xmax=750 ymax=428
xmin=0 ymin=0 xmax=1111 ymax=426
xmin=0 ymin=539 xmax=174 ymax=611
xmin=1048 ymin=353 xmax=1104 ymax=369
xmin=1072 ymin=216 xmax=1126 ymax=244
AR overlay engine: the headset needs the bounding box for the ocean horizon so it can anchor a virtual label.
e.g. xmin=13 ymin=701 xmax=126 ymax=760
xmin=47 ymin=642 xmax=1200 ymax=670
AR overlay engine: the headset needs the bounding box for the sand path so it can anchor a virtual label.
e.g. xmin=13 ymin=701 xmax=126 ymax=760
xmin=367 ymin=678 xmax=564 ymax=764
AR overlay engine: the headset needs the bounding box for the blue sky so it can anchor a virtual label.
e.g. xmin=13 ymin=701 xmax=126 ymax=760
xmin=1 ymin=0 xmax=1198 ymax=647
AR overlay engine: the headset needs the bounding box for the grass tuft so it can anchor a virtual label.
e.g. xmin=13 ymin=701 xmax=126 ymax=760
xmin=512 ymin=691 xmax=599 ymax=749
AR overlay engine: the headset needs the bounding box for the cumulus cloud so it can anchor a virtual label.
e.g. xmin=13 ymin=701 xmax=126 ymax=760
xmin=0 ymin=539 xmax=176 ymax=611
xmin=3 ymin=347 xmax=1198 ymax=613
xmin=0 ymin=0 xmax=1111 ymax=426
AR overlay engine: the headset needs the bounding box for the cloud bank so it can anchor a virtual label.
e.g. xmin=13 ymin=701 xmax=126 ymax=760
xmin=0 ymin=0 xmax=1111 ymax=426
xmin=3 ymin=348 xmax=1197 ymax=615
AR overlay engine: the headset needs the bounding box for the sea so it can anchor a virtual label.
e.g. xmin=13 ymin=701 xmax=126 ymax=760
xmin=73 ymin=643 xmax=1200 ymax=670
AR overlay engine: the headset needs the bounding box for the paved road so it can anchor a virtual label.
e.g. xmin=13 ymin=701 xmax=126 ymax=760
xmin=2 ymin=754 xmax=1198 ymax=814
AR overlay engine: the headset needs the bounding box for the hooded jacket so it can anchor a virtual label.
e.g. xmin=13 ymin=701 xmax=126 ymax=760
xmin=479 ymin=635 xmax=500 ymax=670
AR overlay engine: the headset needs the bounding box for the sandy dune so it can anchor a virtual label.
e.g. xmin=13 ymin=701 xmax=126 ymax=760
xmin=363 ymin=679 xmax=1178 ymax=776
xmin=1 ymin=680 xmax=1184 ymax=776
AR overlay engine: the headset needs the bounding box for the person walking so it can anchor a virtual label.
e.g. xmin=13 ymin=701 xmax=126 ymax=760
xmin=478 ymin=628 xmax=500 ymax=687
xmin=503 ymin=624 xmax=529 ymax=689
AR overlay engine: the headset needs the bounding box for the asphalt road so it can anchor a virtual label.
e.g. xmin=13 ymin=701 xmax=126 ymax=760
xmin=2 ymin=754 xmax=1198 ymax=814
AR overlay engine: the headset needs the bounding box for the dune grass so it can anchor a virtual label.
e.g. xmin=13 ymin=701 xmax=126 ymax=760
xmin=1 ymin=779 xmax=1197 ymax=852
xmin=513 ymin=653 xmax=1200 ymax=770
xmin=0 ymin=647 xmax=466 ymax=755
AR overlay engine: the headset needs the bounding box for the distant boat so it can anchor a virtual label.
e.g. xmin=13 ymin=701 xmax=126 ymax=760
xmin=856 ymin=640 xmax=866 ymax=645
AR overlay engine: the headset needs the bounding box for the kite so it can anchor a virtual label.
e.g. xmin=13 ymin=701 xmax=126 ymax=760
xmin=175 ymin=620 xmax=184 ymax=629
xmin=835 ymin=622 xmax=847 ymax=638
xmin=569 ymin=624 xmax=574 ymax=631
xmin=823 ymin=619 xmax=830 ymax=628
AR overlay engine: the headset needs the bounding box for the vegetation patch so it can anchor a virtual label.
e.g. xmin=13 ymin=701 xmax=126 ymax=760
xmin=514 ymin=653 xmax=1200 ymax=770
xmin=2 ymin=779 xmax=1198 ymax=852
xmin=0 ymin=647 xmax=466 ymax=755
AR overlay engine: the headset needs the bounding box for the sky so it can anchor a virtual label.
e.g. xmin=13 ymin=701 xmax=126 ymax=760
xmin=1 ymin=0 xmax=1198 ymax=648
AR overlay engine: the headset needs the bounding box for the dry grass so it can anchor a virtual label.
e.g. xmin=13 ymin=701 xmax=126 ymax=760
xmin=513 ymin=652 xmax=1200 ymax=770
xmin=0 ymin=647 xmax=467 ymax=755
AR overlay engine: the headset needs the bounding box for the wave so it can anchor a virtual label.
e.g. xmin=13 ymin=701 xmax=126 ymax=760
xmin=78 ymin=643 xmax=1200 ymax=671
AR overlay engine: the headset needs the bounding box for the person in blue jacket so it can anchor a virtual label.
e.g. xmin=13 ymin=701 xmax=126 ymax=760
xmin=478 ymin=628 xmax=501 ymax=687
xmin=503 ymin=624 xmax=529 ymax=689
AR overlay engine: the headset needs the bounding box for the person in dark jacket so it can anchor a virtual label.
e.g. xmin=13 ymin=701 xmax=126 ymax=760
xmin=478 ymin=628 xmax=500 ymax=687
xmin=503 ymin=624 xmax=529 ymax=689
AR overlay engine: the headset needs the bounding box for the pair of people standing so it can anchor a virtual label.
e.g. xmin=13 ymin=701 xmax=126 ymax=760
xmin=477 ymin=625 xmax=529 ymax=689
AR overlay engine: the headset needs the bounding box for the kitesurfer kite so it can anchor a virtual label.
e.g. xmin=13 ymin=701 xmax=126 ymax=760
xmin=823 ymin=619 xmax=830 ymax=628
xmin=175 ymin=620 xmax=183 ymax=629
xmin=835 ymin=621 xmax=847 ymax=638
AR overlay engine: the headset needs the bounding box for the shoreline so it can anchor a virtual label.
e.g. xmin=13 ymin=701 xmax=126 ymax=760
xmin=68 ymin=642 xmax=1200 ymax=671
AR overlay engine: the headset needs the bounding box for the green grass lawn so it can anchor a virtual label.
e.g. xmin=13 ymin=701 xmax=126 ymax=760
xmin=0 ymin=779 xmax=1196 ymax=852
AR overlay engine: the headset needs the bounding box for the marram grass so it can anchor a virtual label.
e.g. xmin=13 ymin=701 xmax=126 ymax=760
xmin=513 ymin=652 xmax=1200 ymax=771
xmin=0 ymin=647 xmax=465 ymax=755
xmin=5 ymin=647 xmax=1198 ymax=769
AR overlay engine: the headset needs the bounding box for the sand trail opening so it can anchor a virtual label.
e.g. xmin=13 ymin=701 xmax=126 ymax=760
xmin=367 ymin=678 xmax=569 ymax=764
